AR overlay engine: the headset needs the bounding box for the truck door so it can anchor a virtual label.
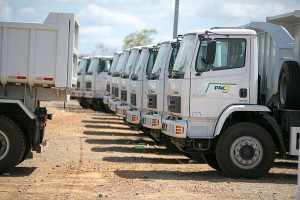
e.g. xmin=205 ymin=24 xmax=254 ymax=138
xmin=190 ymin=36 xmax=250 ymax=119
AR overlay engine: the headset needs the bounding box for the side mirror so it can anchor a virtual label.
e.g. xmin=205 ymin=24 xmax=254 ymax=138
xmin=206 ymin=40 xmax=216 ymax=65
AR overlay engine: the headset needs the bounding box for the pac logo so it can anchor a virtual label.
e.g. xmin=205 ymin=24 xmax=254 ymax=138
xmin=215 ymin=85 xmax=230 ymax=92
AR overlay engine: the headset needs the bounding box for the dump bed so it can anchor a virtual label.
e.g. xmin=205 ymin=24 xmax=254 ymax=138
xmin=0 ymin=13 xmax=79 ymax=88
xmin=245 ymin=22 xmax=294 ymax=106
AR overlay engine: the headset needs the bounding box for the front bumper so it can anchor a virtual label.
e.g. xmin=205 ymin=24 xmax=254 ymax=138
xmin=116 ymin=105 xmax=131 ymax=117
xmin=103 ymin=95 xmax=112 ymax=105
xmin=70 ymin=90 xmax=83 ymax=98
xmin=83 ymin=90 xmax=94 ymax=98
xmin=142 ymin=113 xmax=162 ymax=129
xmin=109 ymin=99 xmax=121 ymax=112
xmin=161 ymin=119 xmax=187 ymax=138
xmin=126 ymin=110 xmax=141 ymax=124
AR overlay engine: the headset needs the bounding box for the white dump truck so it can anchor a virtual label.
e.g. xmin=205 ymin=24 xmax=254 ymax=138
xmin=141 ymin=39 xmax=180 ymax=143
xmin=162 ymin=19 xmax=300 ymax=178
xmin=126 ymin=45 xmax=158 ymax=127
xmin=71 ymin=56 xmax=91 ymax=108
xmin=108 ymin=50 xmax=130 ymax=112
xmin=103 ymin=52 xmax=122 ymax=113
xmin=83 ymin=55 xmax=113 ymax=111
xmin=116 ymin=46 xmax=142 ymax=118
xmin=0 ymin=13 xmax=79 ymax=171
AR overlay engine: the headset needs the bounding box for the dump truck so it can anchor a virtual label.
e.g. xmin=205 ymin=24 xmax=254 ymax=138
xmin=116 ymin=46 xmax=142 ymax=118
xmin=162 ymin=21 xmax=300 ymax=178
xmin=108 ymin=49 xmax=130 ymax=112
xmin=71 ymin=56 xmax=91 ymax=108
xmin=126 ymin=45 xmax=158 ymax=127
xmin=0 ymin=13 xmax=79 ymax=171
xmin=141 ymin=40 xmax=179 ymax=141
xmin=103 ymin=52 xmax=122 ymax=112
xmin=83 ymin=55 xmax=113 ymax=111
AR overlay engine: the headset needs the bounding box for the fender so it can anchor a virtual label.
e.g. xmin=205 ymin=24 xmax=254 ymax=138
xmin=0 ymin=99 xmax=36 ymax=119
xmin=213 ymin=104 xmax=270 ymax=137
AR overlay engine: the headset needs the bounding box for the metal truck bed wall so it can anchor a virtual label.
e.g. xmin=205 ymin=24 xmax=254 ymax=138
xmin=0 ymin=13 xmax=79 ymax=89
xmin=267 ymin=10 xmax=300 ymax=63
xmin=245 ymin=22 xmax=294 ymax=106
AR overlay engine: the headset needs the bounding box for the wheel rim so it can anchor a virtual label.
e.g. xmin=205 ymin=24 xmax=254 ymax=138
xmin=230 ymin=136 xmax=263 ymax=169
xmin=280 ymin=73 xmax=287 ymax=105
xmin=0 ymin=130 xmax=9 ymax=160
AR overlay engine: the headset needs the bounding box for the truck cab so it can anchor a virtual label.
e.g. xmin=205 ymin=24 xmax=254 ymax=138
xmin=103 ymin=52 xmax=122 ymax=112
xmin=83 ymin=55 xmax=113 ymax=111
xmin=109 ymin=50 xmax=130 ymax=112
xmin=141 ymin=39 xmax=179 ymax=142
xmin=162 ymin=26 xmax=300 ymax=178
xmin=116 ymin=46 xmax=142 ymax=118
xmin=126 ymin=45 xmax=158 ymax=125
xmin=71 ymin=56 xmax=91 ymax=108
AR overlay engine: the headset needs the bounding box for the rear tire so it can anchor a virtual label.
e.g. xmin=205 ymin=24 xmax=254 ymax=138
xmin=0 ymin=115 xmax=25 ymax=172
xmin=278 ymin=61 xmax=300 ymax=109
xmin=216 ymin=122 xmax=275 ymax=178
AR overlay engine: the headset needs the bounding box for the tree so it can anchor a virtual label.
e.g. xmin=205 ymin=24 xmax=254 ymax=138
xmin=123 ymin=29 xmax=157 ymax=49
xmin=92 ymin=43 xmax=118 ymax=56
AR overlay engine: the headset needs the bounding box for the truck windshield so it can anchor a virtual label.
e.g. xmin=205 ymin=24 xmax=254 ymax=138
xmin=108 ymin=54 xmax=120 ymax=74
xmin=86 ymin=58 xmax=99 ymax=75
xmin=133 ymin=49 xmax=148 ymax=77
xmin=96 ymin=59 xmax=111 ymax=73
xmin=172 ymin=34 xmax=196 ymax=73
xmin=115 ymin=51 xmax=130 ymax=75
xmin=77 ymin=59 xmax=90 ymax=75
xmin=151 ymin=43 xmax=169 ymax=76
xmin=123 ymin=49 xmax=140 ymax=77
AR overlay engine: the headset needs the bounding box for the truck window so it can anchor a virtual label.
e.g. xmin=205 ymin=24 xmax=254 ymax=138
xmin=212 ymin=39 xmax=246 ymax=70
xmin=146 ymin=50 xmax=158 ymax=75
xmin=168 ymin=47 xmax=178 ymax=74
xmin=101 ymin=60 xmax=111 ymax=73
xmin=195 ymin=39 xmax=211 ymax=72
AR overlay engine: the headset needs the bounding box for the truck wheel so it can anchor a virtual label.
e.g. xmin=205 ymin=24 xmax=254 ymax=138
xmin=18 ymin=133 xmax=32 ymax=164
xmin=216 ymin=122 xmax=275 ymax=178
xmin=0 ymin=115 xmax=25 ymax=172
xmin=104 ymin=104 xmax=112 ymax=113
xmin=201 ymin=153 xmax=221 ymax=171
xmin=92 ymin=100 xmax=101 ymax=111
xmin=278 ymin=61 xmax=300 ymax=109
xmin=80 ymin=98 xmax=90 ymax=109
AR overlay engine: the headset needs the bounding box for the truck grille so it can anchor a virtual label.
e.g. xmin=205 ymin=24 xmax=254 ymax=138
xmin=121 ymin=90 xmax=127 ymax=101
xmin=113 ymin=87 xmax=119 ymax=97
xmin=131 ymin=93 xmax=136 ymax=106
xmin=85 ymin=82 xmax=91 ymax=89
xmin=106 ymin=84 xmax=110 ymax=92
xmin=147 ymin=94 xmax=157 ymax=109
xmin=168 ymin=96 xmax=181 ymax=113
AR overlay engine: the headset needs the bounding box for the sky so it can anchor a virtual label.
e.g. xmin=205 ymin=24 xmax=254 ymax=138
xmin=1 ymin=0 xmax=299 ymax=56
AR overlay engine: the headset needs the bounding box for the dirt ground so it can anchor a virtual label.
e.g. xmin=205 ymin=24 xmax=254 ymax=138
xmin=0 ymin=100 xmax=298 ymax=199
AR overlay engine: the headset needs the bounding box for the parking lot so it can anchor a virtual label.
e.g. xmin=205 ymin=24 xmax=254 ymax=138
xmin=0 ymin=101 xmax=298 ymax=200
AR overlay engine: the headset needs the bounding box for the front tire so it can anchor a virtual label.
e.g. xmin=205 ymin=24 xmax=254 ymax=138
xmin=0 ymin=115 xmax=25 ymax=172
xmin=216 ymin=122 xmax=275 ymax=178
